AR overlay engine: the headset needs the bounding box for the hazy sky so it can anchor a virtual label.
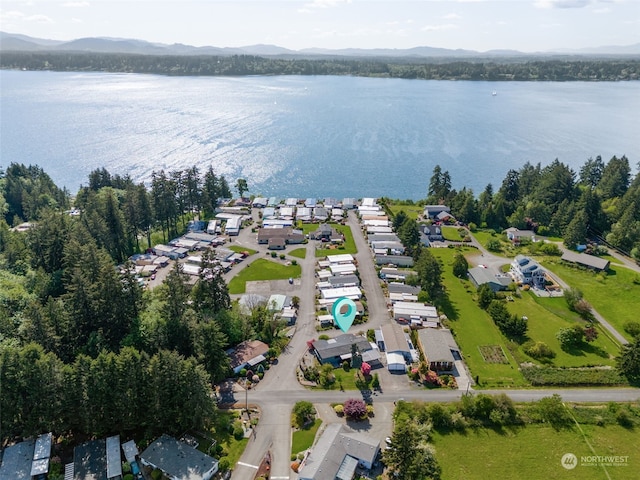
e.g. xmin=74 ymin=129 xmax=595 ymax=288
xmin=1 ymin=0 xmax=639 ymax=52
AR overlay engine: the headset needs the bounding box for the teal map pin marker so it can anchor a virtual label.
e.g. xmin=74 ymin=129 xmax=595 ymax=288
xmin=332 ymin=297 xmax=357 ymax=333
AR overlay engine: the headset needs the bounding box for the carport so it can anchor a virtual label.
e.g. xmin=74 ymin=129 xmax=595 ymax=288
xmin=385 ymin=352 xmax=406 ymax=373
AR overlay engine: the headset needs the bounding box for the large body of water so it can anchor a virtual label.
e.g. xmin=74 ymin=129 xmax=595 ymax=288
xmin=1 ymin=70 xmax=638 ymax=199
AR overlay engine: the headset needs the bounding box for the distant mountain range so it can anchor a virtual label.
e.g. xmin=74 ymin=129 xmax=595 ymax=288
xmin=2 ymin=31 xmax=639 ymax=58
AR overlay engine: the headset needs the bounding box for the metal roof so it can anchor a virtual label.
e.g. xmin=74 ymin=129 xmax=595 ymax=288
xmin=106 ymin=436 xmax=122 ymax=479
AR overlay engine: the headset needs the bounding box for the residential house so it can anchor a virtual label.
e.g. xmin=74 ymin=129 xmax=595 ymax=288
xmin=387 ymin=283 xmax=421 ymax=295
xmin=416 ymin=328 xmax=459 ymax=373
xmin=305 ymin=198 xmax=317 ymax=208
xmin=468 ymin=266 xmax=512 ymax=292
xmin=298 ymin=424 xmax=380 ymax=480
xmin=227 ymin=340 xmax=269 ymax=374
xmin=367 ymin=233 xmax=400 ymax=244
xmin=331 ymin=208 xmax=345 ymax=220
xmin=296 ymin=207 xmax=312 ymax=222
xmin=320 ymin=286 xmax=362 ymax=301
xmin=370 ymin=241 xmax=405 ymax=255
xmin=326 ymin=254 xmax=355 ymax=265
xmin=423 ymin=205 xmax=451 ymax=219
xmin=0 ymin=432 xmax=52 ymax=480
xmin=505 ymin=227 xmax=536 ymax=243
xmin=393 ymin=302 xmax=438 ymax=326
xmin=256 ymin=227 xmax=305 ymax=246
xmin=267 ymin=196 xmax=278 ymax=207
xmin=310 ymin=224 xmax=343 ymax=243
xmin=262 ymin=207 xmax=277 ymax=219
xmin=324 ymin=197 xmax=339 ymax=209
xmin=327 ymin=274 xmax=360 ymax=288
xmin=422 ymin=224 xmax=444 ymax=241
xmin=279 ymin=206 xmax=296 ymax=219
xmin=379 ymin=268 xmax=416 ymax=281
xmin=311 ymin=334 xmax=373 ymax=366
xmin=366 ymin=226 xmax=393 ymax=234
xmin=342 ymin=198 xmax=357 ymax=210
xmin=379 ymin=323 xmax=413 ymax=372
xmin=69 ymin=436 xmax=122 ymax=480
xmin=252 ymin=197 xmax=268 ymax=208
xmin=224 ymin=215 xmax=242 ymax=236
xmin=313 ymin=207 xmax=329 ymax=222
xmin=561 ymin=250 xmax=610 ymax=272
xmin=140 ymin=435 xmax=218 ymax=480
xmin=436 ymin=210 xmax=454 ymax=222
xmin=375 ymin=255 xmax=414 ymax=267
xmin=285 ymin=197 xmax=298 ymax=207
xmin=510 ymin=255 xmax=546 ymax=287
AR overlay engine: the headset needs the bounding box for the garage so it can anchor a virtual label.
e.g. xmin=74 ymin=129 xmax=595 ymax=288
xmin=386 ymin=352 xmax=406 ymax=373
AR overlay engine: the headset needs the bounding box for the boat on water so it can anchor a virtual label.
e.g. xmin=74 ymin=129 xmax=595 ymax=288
xmin=492 ymin=91 xmax=497 ymax=96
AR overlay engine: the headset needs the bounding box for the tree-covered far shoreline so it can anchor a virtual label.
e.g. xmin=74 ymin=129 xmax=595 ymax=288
xmin=1 ymin=50 xmax=639 ymax=81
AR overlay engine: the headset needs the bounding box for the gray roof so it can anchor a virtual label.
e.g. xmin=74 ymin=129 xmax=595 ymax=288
xmin=106 ymin=436 xmax=122 ymax=479
xmin=74 ymin=439 xmax=107 ymax=480
xmin=0 ymin=439 xmax=34 ymax=480
xmin=468 ymin=266 xmax=512 ymax=290
xmin=141 ymin=435 xmax=218 ymax=480
xmin=387 ymin=283 xmax=421 ymax=295
xmin=328 ymin=274 xmax=360 ymax=287
xmin=375 ymin=255 xmax=414 ymax=266
xmin=561 ymin=250 xmax=610 ymax=271
xmin=121 ymin=440 xmax=139 ymax=463
xmin=417 ymin=328 xmax=456 ymax=364
xmin=298 ymin=424 xmax=379 ymax=480
xmin=312 ymin=334 xmax=371 ymax=361
xmin=380 ymin=323 xmax=410 ymax=354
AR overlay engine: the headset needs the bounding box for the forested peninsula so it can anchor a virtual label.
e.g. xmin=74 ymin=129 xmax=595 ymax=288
xmin=1 ymin=51 xmax=639 ymax=80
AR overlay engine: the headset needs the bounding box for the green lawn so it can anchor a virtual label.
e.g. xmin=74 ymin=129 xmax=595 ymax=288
xmin=434 ymin=423 xmax=639 ymax=480
xmin=228 ymin=245 xmax=257 ymax=255
xmin=442 ymin=226 xmax=467 ymax=241
xmin=289 ymin=248 xmax=307 ymax=259
xmin=431 ymin=248 xmax=527 ymax=388
xmin=291 ymin=418 xmax=322 ymax=454
xmin=306 ymin=224 xmax=357 ymax=258
xmin=228 ymin=259 xmax=302 ymax=294
xmin=311 ymin=367 xmax=374 ymax=391
xmin=543 ymin=260 xmax=640 ymax=342
xmin=388 ymin=204 xmax=424 ymax=221
xmin=211 ymin=410 xmax=249 ymax=470
xmin=471 ymin=229 xmax=509 ymax=250
xmin=507 ymin=292 xmax=619 ymax=367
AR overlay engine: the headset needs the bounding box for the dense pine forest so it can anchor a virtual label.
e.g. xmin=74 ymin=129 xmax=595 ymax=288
xmin=1 ymin=51 xmax=639 ymax=81
xmin=1 ymin=154 xmax=639 ymax=442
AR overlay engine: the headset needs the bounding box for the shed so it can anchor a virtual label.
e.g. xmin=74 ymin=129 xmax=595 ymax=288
xmin=561 ymin=250 xmax=610 ymax=271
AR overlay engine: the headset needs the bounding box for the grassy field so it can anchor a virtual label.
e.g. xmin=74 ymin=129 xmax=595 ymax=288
xmin=543 ymin=260 xmax=640 ymax=342
xmin=291 ymin=419 xmax=322 ymax=455
xmin=431 ymin=247 xmax=527 ymax=388
xmin=507 ymin=292 xmax=619 ymax=367
xmin=471 ymin=229 xmax=509 ymax=250
xmin=228 ymin=258 xmax=302 ymax=294
xmin=388 ymin=203 xmax=424 ymax=221
xmin=433 ymin=423 xmax=639 ymax=480
xmin=228 ymin=245 xmax=257 ymax=255
xmin=288 ymin=248 xmax=307 ymax=259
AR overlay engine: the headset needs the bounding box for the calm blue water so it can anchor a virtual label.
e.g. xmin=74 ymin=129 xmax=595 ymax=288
xmin=1 ymin=70 xmax=638 ymax=199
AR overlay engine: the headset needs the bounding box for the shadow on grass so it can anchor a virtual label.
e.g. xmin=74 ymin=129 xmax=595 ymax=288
xmin=436 ymin=292 xmax=459 ymax=321
xmin=562 ymin=342 xmax=609 ymax=359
